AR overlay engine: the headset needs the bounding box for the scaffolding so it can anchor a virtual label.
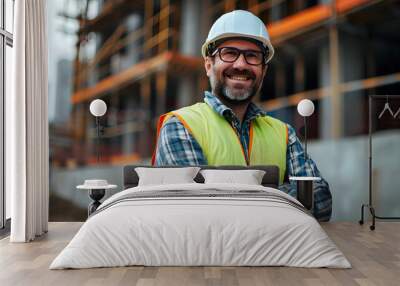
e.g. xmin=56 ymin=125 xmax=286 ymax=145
xmin=54 ymin=0 xmax=400 ymax=167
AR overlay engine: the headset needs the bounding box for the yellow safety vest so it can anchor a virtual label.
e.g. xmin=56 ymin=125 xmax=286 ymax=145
xmin=153 ymin=103 xmax=288 ymax=183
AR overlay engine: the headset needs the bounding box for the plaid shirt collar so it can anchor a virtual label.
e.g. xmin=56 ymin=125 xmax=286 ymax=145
xmin=203 ymin=91 xmax=267 ymax=124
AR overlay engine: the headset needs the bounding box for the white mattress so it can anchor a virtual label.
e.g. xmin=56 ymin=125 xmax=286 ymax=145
xmin=50 ymin=183 xmax=351 ymax=269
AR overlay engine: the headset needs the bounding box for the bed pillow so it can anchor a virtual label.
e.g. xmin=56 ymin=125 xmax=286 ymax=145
xmin=135 ymin=167 xmax=201 ymax=186
xmin=200 ymin=169 xmax=266 ymax=185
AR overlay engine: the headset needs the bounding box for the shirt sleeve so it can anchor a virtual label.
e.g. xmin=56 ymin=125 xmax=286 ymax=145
xmin=279 ymin=124 xmax=332 ymax=221
xmin=154 ymin=116 xmax=207 ymax=166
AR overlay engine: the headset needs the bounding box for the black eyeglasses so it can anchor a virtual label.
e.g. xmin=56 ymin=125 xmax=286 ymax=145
xmin=211 ymin=47 xmax=266 ymax=66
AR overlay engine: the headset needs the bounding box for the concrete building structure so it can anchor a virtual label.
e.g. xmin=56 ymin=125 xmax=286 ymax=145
xmin=56 ymin=0 xmax=400 ymax=167
xmin=49 ymin=0 xmax=400 ymax=221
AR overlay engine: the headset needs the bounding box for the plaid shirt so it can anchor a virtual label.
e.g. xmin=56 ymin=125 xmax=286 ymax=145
xmin=154 ymin=91 xmax=332 ymax=221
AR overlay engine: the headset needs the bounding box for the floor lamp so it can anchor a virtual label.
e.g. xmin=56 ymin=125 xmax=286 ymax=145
xmin=82 ymin=99 xmax=109 ymax=216
xmin=89 ymin=99 xmax=107 ymax=163
xmin=290 ymin=99 xmax=320 ymax=211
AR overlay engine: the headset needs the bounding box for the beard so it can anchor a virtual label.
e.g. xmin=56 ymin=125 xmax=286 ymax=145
xmin=209 ymin=66 xmax=263 ymax=106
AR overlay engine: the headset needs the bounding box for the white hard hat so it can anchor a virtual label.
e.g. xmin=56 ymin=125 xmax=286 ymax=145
xmin=201 ymin=10 xmax=274 ymax=64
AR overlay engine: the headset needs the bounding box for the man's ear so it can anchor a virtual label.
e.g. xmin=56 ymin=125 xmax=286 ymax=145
xmin=262 ymin=64 xmax=269 ymax=78
xmin=263 ymin=64 xmax=269 ymax=78
xmin=204 ymin=57 xmax=213 ymax=77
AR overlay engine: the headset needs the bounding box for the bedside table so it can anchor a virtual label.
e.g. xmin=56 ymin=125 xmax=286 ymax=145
xmin=77 ymin=180 xmax=117 ymax=217
xmin=289 ymin=176 xmax=321 ymax=211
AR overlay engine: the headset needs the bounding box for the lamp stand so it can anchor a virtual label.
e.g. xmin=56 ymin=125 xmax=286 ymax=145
xmin=88 ymin=189 xmax=105 ymax=216
xmin=304 ymin=116 xmax=308 ymax=160
xmin=96 ymin=116 xmax=100 ymax=163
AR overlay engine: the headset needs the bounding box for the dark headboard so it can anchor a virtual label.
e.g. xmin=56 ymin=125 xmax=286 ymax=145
xmin=123 ymin=165 xmax=280 ymax=189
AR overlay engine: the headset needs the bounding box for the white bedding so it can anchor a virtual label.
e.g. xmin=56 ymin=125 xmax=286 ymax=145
xmin=50 ymin=183 xmax=351 ymax=269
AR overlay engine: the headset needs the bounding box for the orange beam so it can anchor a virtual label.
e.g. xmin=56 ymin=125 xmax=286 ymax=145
xmin=71 ymin=52 xmax=173 ymax=104
xmin=86 ymin=153 xmax=141 ymax=166
xmin=72 ymin=52 xmax=203 ymax=104
xmin=336 ymin=0 xmax=372 ymax=13
xmin=110 ymin=153 xmax=141 ymax=166
xmin=261 ymin=71 xmax=400 ymax=111
xmin=268 ymin=0 xmax=374 ymax=42
xmin=170 ymin=52 xmax=204 ymax=71
xmin=268 ymin=4 xmax=331 ymax=39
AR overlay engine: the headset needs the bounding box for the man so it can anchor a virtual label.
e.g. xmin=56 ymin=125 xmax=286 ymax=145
xmin=152 ymin=10 xmax=332 ymax=221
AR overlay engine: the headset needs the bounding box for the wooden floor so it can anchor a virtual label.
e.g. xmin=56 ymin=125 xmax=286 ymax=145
xmin=0 ymin=222 xmax=399 ymax=286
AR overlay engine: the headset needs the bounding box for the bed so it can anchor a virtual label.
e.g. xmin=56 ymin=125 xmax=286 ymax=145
xmin=50 ymin=165 xmax=350 ymax=269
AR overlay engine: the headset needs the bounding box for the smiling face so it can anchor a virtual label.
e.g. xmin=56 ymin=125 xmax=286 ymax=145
xmin=204 ymin=39 xmax=267 ymax=106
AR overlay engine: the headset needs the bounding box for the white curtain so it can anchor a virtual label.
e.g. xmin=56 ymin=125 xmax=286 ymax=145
xmin=7 ymin=0 xmax=49 ymax=242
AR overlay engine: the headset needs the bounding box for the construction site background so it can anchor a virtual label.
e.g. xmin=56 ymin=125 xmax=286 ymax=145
xmin=47 ymin=0 xmax=400 ymax=221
